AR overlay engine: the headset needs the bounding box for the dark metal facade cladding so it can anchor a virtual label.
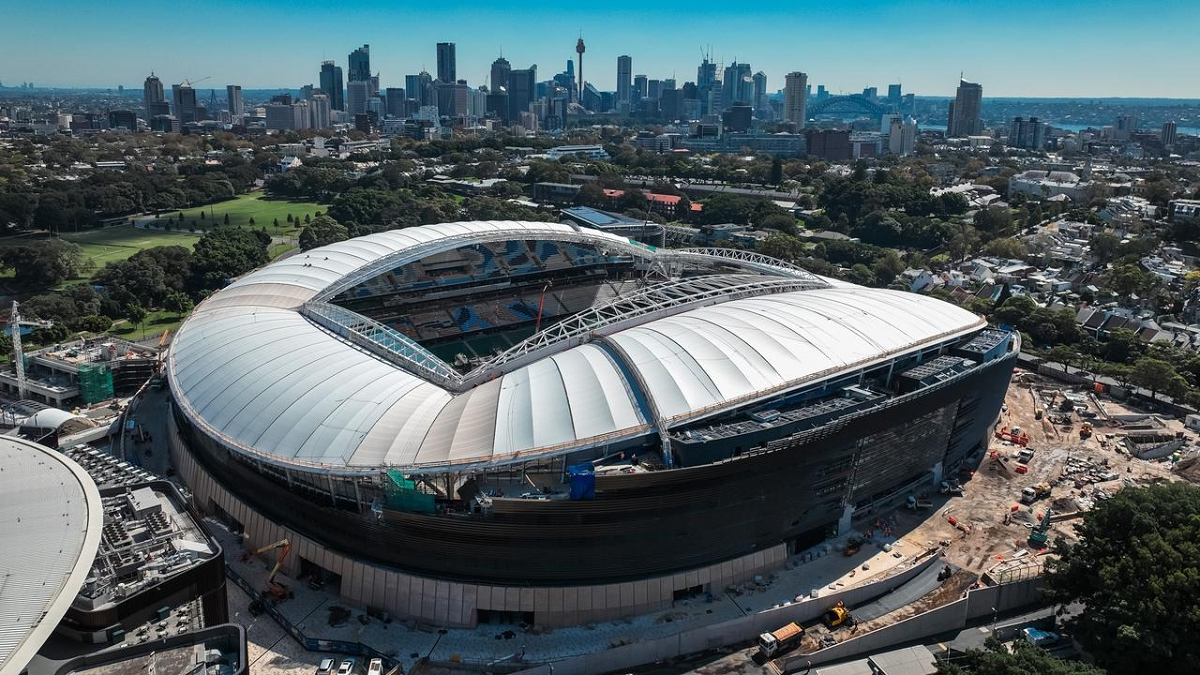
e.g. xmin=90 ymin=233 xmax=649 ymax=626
xmin=174 ymin=354 xmax=1015 ymax=587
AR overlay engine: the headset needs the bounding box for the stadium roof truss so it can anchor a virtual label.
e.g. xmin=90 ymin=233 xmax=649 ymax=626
xmin=303 ymin=271 xmax=829 ymax=392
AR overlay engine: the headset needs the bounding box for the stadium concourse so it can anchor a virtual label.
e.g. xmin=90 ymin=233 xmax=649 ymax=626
xmin=165 ymin=220 xmax=1018 ymax=628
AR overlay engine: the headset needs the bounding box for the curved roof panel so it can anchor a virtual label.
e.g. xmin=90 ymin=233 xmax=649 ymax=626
xmin=0 ymin=437 xmax=102 ymax=675
xmin=168 ymin=221 xmax=985 ymax=474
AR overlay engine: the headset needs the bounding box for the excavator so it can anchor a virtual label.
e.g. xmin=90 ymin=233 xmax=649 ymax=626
xmin=823 ymin=601 xmax=853 ymax=629
xmin=248 ymin=539 xmax=294 ymax=614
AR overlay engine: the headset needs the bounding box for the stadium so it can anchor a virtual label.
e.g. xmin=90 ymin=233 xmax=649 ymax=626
xmin=166 ymin=220 xmax=1018 ymax=628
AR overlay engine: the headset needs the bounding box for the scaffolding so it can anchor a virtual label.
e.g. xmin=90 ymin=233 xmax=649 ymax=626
xmin=384 ymin=470 xmax=435 ymax=514
xmin=78 ymin=363 xmax=114 ymax=403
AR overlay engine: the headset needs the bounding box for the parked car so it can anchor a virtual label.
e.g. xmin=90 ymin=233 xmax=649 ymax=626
xmin=317 ymin=659 xmax=335 ymax=675
xmin=367 ymin=658 xmax=384 ymax=675
xmin=337 ymin=659 xmax=357 ymax=675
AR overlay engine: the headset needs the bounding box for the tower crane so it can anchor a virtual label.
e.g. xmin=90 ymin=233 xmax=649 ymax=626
xmin=182 ymin=76 xmax=211 ymax=87
xmin=9 ymin=301 xmax=52 ymax=400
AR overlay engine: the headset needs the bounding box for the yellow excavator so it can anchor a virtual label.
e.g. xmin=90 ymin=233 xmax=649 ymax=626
xmin=823 ymin=601 xmax=853 ymax=629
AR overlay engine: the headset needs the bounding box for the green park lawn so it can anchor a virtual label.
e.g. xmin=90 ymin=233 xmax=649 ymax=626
xmin=59 ymin=227 xmax=203 ymax=278
xmin=159 ymin=192 xmax=324 ymax=236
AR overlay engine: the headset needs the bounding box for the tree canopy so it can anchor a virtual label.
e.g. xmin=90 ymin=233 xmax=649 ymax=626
xmin=299 ymin=215 xmax=350 ymax=251
xmin=1045 ymin=483 xmax=1200 ymax=675
xmin=0 ymin=239 xmax=84 ymax=286
xmin=937 ymin=637 xmax=1105 ymax=675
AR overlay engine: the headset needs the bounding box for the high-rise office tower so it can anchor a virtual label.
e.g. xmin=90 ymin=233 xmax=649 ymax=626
xmin=697 ymin=51 xmax=717 ymax=91
xmin=143 ymin=73 xmax=165 ymax=118
xmin=172 ymin=83 xmax=198 ymax=123
xmin=634 ymin=74 xmax=648 ymax=100
xmin=226 ymin=85 xmax=244 ymax=119
xmin=407 ymin=72 xmax=434 ymax=107
xmin=299 ymin=84 xmax=314 ymax=100
xmin=1115 ymin=114 xmax=1138 ymax=141
xmin=722 ymin=61 xmax=753 ymax=107
xmin=436 ymin=42 xmax=456 ymax=83
xmin=861 ymin=86 xmax=878 ymax=100
xmin=348 ymin=45 xmax=371 ymax=84
xmin=752 ymin=71 xmax=767 ymax=110
xmin=887 ymin=84 xmax=902 ymax=107
xmin=490 ymin=56 xmax=511 ymax=92
xmin=385 ymin=88 xmax=406 ymax=117
xmin=784 ymin=72 xmax=808 ymax=128
xmin=311 ymin=93 xmax=331 ymax=130
xmin=507 ymin=66 xmax=536 ymax=123
xmin=319 ymin=61 xmax=344 ymax=111
xmin=616 ymin=55 xmax=632 ymax=108
xmin=647 ymin=79 xmax=662 ymax=101
xmin=347 ymin=80 xmax=370 ymax=116
xmin=947 ymin=78 xmax=983 ymax=137
xmin=1162 ymin=121 xmax=1178 ymax=148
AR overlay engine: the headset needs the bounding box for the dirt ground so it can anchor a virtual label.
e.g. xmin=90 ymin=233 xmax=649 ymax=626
xmin=891 ymin=368 xmax=1193 ymax=577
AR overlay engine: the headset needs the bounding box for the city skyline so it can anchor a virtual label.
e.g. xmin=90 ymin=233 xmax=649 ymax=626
xmin=4 ymin=0 xmax=1200 ymax=98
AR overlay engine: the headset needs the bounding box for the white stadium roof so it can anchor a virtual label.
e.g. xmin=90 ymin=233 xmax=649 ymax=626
xmin=0 ymin=437 xmax=102 ymax=675
xmin=168 ymin=221 xmax=985 ymax=474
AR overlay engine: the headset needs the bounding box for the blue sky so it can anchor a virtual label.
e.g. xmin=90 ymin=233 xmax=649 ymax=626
xmin=5 ymin=0 xmax=1198 ymax=97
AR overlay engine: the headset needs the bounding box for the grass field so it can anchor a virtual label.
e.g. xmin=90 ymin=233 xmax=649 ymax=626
xmin=60 ymin=227 xmax=203 ymax=277
xmin=155 ymin=192 xmax=325 ymax=236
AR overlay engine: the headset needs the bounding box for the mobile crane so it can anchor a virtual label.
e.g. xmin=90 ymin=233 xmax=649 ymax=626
xmin=251 ymin=539 xmax=294 ymax=605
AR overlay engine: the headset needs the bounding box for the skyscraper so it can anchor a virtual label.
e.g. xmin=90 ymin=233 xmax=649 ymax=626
xmin=508 ymin=66 xmax=536 ymax=123
xmin=385 ymin=88 xmax=406 ymax=118
xmin=887 ymin=84 xmax=902 ymax=107
xmin=1162 ymin=121 xmax=1178 ymax=148
xmin=319 ymin=61 xmax=344 ymax=111
xmin=1115 ymin=114 xmax=1138 ymax=141
xmin=348 ymin=44 xmax=371 ymax=84
xmin=616 ymin=55 xmax=632 ymax=109
xmin=311 ymin=93 xmax=331 ymax=130
xmin=1008 ymin=117 xmax=1045 ymax=150
xmin=696 ymin=51 xmax=717 ymax=91
xmin=143 ymin=73 xmax=164 ymax=118
xmin=407 ymin=71 xmax=434 ymax=107
xmin=490 ymin=56 xmax=511 ymax=92
xmin=171 ymin=83 xmax=198 ymax=123
xmin=347 ymin=80 xmax=370 ymax=116
xmin=947 ymin=78 xmax=983 ymax=137
xmin=633 ymin=74 xmax=648 ymax=107
xmin=226 ymin=85 xmax=244 ymax=119
xmin=945 ymin=78 xmax=984 ymax=137
xmin=436 ymin=43 xmax=456 ymax=83
xmin=752 ymin=71 xmax=767 ymax=110
xmin=722 ymin=61 xmax=753 ymax=107
xmin=784 ymin=71 xmax=808 ymax=128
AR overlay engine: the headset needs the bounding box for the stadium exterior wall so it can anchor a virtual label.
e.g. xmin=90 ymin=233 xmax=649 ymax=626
xmin=168 ymin=414 xmax=786 ymax=628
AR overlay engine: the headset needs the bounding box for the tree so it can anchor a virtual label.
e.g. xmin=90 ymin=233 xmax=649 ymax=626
xmin=1045 ymin=483 xmax=1200 ymax=675
xmin=124 ymin=304 xmax=148 ymax=339
xmin=757 ymin=232 xmax=806 ymax=262
xmin=299 ymin=215 xmax=351 ymax=251
xmin=1046 ymin=344 xmax=1081 ymax=370
xmin=248 ymin=217 xmax=256 ymax=227
xmin=983 ymin=237 xmax=1028 ymax=260
xmin=75 ymin=314 xmax=112 ymax=333
xmin=1128 ymin=357 xmax=1187 ymax=400
xmin=0 ymin=239 xmax=84 ymax=287
xmin=937 ymin=637 xmax=1105 ymax=675
xmin=223 ymin=213 xmax=230 ymax=225
xmin=188 ymin=228 xmax=269 ymax=292
xmin=163 ymin=292 xmax=194 ymax=318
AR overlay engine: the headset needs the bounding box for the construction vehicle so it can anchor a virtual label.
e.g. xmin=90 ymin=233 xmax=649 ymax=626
xmin=843 ymin=536 xmax=864 ymax=556
xmin=1021 ymin=482 xmax=1052 ymax=504
xmin=1029 ymin=509 xmax=1053 ymax=546
xmin=253 ymin=538 xmax=294 ymax=602
xmin=995 ymin=426 xmax=1030 ymax=446
xmin=939 ymin=480 xmax=964 ymax=495
xmin=757 ymin=621 xmax=804 ymax=658
xmin=1080 ymin=422 xmax=1094 ymax=439
xmin=823 ymin=601 xmax=853 ymax=629
xmin=906 ymin=494 xmax=932 ymax=510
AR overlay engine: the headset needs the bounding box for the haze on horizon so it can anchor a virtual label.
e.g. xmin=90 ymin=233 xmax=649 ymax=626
xmin=4 ymin=0 xmax=1198 ymax=98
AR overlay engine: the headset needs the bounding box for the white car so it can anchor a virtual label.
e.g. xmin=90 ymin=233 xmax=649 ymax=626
xmin=367 ymin=658 xmax=383 ymax=675
xmin=337 ymin=659 xmax=356 ymax=675
xmin=317 ymin=659 xmax=335 ymax=675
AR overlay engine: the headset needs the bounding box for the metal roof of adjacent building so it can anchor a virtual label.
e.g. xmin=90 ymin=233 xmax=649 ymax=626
xmin=167 ymin=220 xmax=985 ymax=475
xmin=0 ymin=437 xmax=102 ymax=675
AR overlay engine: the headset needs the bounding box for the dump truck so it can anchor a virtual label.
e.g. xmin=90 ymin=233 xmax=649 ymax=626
xmin=758 ymin=621 xmax=804 ymax=658
xmin=1021 ymin=482 xmax=1052 ymax=504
